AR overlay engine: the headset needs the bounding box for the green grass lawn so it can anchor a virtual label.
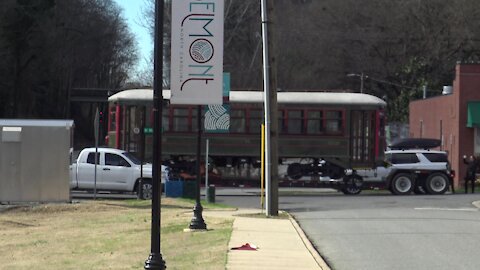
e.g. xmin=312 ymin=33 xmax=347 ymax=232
xmin=0 ymin=198 xmax=233 ymax=270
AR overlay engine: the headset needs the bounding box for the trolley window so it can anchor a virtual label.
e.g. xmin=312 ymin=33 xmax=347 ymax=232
xmin=173 ymin=108 xmax=189 ymax=132
xmin=325 ymin=111 xmax=343 ymax=133
xmin=230 ymin=109 xmax=246 ymax=133
xmin=249 ymin=109 xmax=263 ymax=134
xmin=109 ymin=107 xmax=116 ymax=132
xmin=287 ymin=110 xmax=303 ymax=134
xmin=307 ymin=110 xmax=323 ymax=134
xmin=162 ymin=107 xmax=169 ymax=132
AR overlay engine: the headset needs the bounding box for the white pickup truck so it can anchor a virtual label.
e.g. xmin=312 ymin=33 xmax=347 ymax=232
xmin=70 ymin=147 xmax=167 ymax=199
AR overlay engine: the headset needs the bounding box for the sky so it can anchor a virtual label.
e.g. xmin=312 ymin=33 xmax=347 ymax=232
xmin=114 ymin=0 xmax=153 ymax=71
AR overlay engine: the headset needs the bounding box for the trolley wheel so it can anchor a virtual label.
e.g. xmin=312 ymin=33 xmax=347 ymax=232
xmin=342 ymin=175 xmax=363 ymax=195
xmin=287 ymin=163 xmax=303 ymax=180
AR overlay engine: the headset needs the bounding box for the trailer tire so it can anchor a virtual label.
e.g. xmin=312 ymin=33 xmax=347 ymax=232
xmin=390 ymin=173 xmax=414 ymax=195
xmin=424 ymin=172 xmax=449 ymax=195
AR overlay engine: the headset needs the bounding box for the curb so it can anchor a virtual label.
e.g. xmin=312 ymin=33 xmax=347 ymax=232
xmin=287 ymin=212 xmax=331 ymax=270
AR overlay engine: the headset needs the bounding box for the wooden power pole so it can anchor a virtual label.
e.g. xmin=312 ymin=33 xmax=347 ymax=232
xmin=261 ymin=0 xmax=279 ymax=216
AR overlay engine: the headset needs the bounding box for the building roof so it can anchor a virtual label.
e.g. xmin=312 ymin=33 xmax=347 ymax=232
xmin=0 ymin=119 xmax=74 ymax=127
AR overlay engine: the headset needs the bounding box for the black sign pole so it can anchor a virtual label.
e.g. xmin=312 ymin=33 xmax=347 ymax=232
xmin=144 ymin=0 xmax=166 ymax=269
xmin=189 ymin=105 xmax=207 ymax=230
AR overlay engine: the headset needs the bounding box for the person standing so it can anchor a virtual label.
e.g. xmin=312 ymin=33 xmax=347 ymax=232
xmin=463 ymin=155 xmax=478 ymax=193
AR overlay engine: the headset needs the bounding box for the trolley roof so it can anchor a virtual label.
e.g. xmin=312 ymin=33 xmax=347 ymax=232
xmin=109 ymin=89 xmax=386 ymax=107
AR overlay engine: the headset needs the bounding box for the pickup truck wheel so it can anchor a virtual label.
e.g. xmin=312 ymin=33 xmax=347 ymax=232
xmin=424 ymin=173 xmax=449 ymax=195
xmin=138 ymin=180 xmax=153 ymax=200
xmin=391 ymin=173 xmax=414 ymax=195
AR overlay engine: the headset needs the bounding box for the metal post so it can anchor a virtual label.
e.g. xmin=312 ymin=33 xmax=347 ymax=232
xmin=144 ymin=0 xmax=166 ymax=269
xmin=205 ymin=139 xmax=209 ymax=188
xmin=189 ymin=105 xmax=207 ymax=230
xmin=94 ymin=105 xmax=99 ymax=200
xmin=140 ymin=106 xmax=146 ymax=194
xmin=360 ymin=72 xmax=364 ymax=94
xmin=261 ymin=0 xmax=279 ymax=216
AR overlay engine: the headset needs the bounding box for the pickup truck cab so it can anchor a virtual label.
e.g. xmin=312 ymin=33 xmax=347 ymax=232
xmin=70 ymin=147 xmax=167 ymax=199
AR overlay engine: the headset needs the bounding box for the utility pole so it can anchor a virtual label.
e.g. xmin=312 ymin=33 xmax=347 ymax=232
xmin=261 ymin=0 xmax=279 ymax=216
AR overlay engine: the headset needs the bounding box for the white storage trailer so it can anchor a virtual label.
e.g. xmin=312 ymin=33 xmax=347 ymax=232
xmin=0 ymin=119 xmax=74 ymax=203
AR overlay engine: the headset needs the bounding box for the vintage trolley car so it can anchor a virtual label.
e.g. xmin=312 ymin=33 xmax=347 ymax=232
xmin=107 ymin=89 xmax=386 ymax=191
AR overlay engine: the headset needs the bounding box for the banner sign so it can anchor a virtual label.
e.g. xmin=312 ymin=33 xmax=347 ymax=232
xmin=171 ymin=0 xmax=224 ymax=105
xmin=204 ymin=104 xmax=230 ymax=133
xmin=205 ymin=73 xmax=230 ymax=133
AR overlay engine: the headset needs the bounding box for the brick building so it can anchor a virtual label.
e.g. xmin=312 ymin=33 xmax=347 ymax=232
xmin=409 ymin=63 xmax=480 ymax=187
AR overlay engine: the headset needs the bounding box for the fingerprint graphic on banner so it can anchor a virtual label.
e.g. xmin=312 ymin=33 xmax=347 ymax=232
xmin=204 ymin=104 xmax=230 ymax=133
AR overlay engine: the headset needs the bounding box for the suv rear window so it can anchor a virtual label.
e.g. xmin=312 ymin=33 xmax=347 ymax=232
xmin=391 ymin=153 xmax=419 ymax=164
xmin=423 ymin=153 xmax=448 ymax=163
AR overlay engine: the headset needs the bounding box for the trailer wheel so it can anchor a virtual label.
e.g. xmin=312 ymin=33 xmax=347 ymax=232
xmin=138 ymin=179 xmax=153 ymax=200
xmin=390 ymin=173 xmax=414 ymax=195
xmin=342 ymin=175 xmax=363 ymax=195
xmin=424 ymin=173 xmax=449 ymax=195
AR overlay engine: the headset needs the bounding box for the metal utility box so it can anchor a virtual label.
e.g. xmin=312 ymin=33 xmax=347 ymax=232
xmin=0 ymin=119 xmax=74 ymax=203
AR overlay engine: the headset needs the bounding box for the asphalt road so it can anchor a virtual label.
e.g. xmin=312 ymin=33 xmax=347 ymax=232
xmin=217 ymin=191 xmax=480 ymax=270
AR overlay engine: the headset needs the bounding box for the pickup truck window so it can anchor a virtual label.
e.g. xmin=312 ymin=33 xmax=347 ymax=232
xmin=105 ymin=153 xmax=131 ymax=167
xmin=123 ymin=152 xmax=141 ymax=165
xmin=86 ymin=152 xmax=100 ymax=164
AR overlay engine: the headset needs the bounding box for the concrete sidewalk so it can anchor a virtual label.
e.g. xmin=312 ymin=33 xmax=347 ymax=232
xmin=203 ymin=208 xmax=330 ymax=270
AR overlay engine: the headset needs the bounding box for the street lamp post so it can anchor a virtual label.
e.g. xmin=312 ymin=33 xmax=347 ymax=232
xmin=144 ymin=0 xmax=166 ymax=269
xmin=346 ymin=73 xmax=365 ymax=93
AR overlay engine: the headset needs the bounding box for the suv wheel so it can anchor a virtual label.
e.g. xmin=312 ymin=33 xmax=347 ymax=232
xmin=424 ymin=173 xmax=449 ymax=195
xmin=391 ymin=173 xmax=414 ymax=195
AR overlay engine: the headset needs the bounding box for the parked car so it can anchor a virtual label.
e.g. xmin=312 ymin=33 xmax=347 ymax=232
xmin=70 ymin=147 xmax=168 ymax=199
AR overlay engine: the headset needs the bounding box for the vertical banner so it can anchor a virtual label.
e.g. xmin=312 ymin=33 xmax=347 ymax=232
xmin=171 ymin=0 xmax=224 ymax=105
xmin=205 ymin=73 xmax=230 ymax=133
